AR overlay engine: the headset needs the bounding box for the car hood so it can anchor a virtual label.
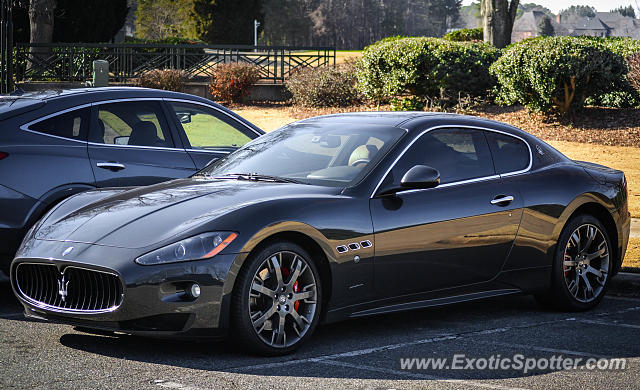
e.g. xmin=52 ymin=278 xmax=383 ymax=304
xmin=34 ymin=178 xmax=341 ymax=249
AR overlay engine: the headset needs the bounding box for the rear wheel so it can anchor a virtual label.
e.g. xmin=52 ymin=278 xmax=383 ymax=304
xmin=537 ymin=214 xmax=611 ymax=311
xmin=231 ymin=242 xmax=322 ymax=355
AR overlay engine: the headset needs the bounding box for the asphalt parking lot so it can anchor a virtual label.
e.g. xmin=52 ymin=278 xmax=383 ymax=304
xmin=1 ymin=272 xmax=639 ymax=390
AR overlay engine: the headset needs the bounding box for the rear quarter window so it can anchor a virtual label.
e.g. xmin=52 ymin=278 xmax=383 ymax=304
xmin=485 ymin=132 xmax=530 ymax=174
xmin=27 ymin=108 xmax=90 ymax=141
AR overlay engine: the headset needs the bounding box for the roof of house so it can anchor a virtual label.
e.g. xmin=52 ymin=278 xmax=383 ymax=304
xmin=571 ymin=16 xmax=610 ymax=31
xmin=512 ymin=11 xmax=568 ymax=35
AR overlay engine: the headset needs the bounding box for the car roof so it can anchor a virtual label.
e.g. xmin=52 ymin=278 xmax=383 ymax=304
xmin=294 ymin=111 xmax=528 ymax=137
xmin=5 ymin=87 xmax=213 ymax=104
xmin=1 ymin=87 xmax=264 ymax=133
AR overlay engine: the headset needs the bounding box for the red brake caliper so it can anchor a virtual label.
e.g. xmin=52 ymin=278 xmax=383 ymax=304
xmin=281 ymin=267 xmax=300 ymax=311
xmin=564 ymin=252 xmax=571 ymax=276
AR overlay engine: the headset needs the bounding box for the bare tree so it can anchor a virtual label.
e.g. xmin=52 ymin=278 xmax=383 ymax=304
xmin=29 ymin=0 xmax=55 ymax=44
xmin=481 ymin=0 xmax=519 ymax=48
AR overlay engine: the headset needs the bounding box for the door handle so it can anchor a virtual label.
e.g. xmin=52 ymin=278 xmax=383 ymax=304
xmin=491 ymin=195 xmax=514 ymax=206
xmin=96 ymin=162 xmax=126 ymax=171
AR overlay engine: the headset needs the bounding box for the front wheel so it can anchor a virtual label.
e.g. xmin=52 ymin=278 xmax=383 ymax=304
xmin=231 ymin=242 xmax=322 ymax=355
xmin=537 ymin=214 xmax=612 ymax=311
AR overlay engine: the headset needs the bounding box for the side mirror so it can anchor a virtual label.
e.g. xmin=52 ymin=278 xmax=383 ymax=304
xmin=400 ymin=165 xmax=440 ymax=190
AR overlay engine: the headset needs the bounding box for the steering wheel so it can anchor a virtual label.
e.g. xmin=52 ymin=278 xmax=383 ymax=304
xmin=350 ymin=158 xmax=370 ymax=167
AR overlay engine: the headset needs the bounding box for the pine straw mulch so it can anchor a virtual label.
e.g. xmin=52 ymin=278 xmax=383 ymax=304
xmin=229 ymin=102 xmax=640 ymax=148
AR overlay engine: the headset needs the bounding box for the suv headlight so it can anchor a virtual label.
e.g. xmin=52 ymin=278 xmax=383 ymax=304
xmin=135 ymin=232 xmax=238 ymax=265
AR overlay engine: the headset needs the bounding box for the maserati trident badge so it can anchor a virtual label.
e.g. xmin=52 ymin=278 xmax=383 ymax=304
xmin=57 ymin=274 xmax=70 ymax=302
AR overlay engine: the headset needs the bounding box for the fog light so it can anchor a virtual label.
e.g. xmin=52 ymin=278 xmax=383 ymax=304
xmin=189 ymin=283 xmax=201 ymax=298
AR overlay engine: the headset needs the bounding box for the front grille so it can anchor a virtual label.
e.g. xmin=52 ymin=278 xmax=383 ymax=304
xmin=15 ymin=263 xmax=123 ymax=312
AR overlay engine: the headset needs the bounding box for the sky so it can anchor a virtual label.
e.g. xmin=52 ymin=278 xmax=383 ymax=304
xmin=461 ymin=1 xmax=638 ymax=14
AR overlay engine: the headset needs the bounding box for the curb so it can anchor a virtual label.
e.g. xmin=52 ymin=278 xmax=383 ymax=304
xmin=609 ymin=272 xmax=640 ymax=296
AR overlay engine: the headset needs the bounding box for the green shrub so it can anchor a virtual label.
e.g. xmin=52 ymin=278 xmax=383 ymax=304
xmin=134 ymin=69 xmax=187 ymax=92
xmin=584 ymin=36 xmax=640 ymax=57
xmin=286 ymin=63 xmax=360 ymax=107
xmin=390 ymin=96 xmax=425 ymax=111
xmin=580 ymin=37 xmax=640 ymax=107
xmin=443 ymin=28 xmax=483 ymax=42
xmin=355 ymin=37 xmax=499 ymax=103
xmin=490 ymin=37 xmax=627 ymax=113
xmin=209 ymin=63 xmax=260 ymax=103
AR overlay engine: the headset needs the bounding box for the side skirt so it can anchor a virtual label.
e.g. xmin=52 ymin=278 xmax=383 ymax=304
xmin=347 ymin=289 xmax=521 ymax=318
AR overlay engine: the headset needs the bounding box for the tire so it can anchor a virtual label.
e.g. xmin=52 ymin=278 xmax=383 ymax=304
xmin=231 ymin=241 xmax=322 ymax=355
xmin=537 ymin=214 xmax=612 ymax=311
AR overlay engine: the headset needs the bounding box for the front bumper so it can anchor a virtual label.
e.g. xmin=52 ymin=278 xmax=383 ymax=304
xmin=11 ymin=239 xmax=247 ymax=338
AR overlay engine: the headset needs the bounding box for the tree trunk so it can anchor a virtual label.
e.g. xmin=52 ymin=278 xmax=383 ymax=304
xmin=482 ymin=0 xmax=519 ymax=49
xmin=29 ymin=0 xmax=55 ymax=43
xmin=28 ymin=0 xmax=55 ymax=66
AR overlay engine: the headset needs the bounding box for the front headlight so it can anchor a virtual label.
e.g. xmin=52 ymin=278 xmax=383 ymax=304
xmin=135 ymin=232 xmax=238 ymax=265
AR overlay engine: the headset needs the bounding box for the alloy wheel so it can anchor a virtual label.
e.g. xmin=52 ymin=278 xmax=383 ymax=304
xmin=248 ymin=251 xmax=317 ymax=348
xmin=563 ymin=224 xmax=610 ymax=303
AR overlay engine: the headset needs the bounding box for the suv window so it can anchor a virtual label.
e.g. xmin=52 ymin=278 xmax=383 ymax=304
xmin=168 ymin=102 xmax=252 ymax=149
xmin=28 ymin=108 xmax=90 ymax=141
xmin=485 ymin=132 xmax=530 ymax=174
xmin=383 ymin=128 xmax=495 ymax=187
xmin=90 ymin=101 xmax=174 ymax=148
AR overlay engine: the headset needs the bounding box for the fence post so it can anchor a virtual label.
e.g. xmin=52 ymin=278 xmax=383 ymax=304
xmin=280 ymin=48 xmax=284 ymax=84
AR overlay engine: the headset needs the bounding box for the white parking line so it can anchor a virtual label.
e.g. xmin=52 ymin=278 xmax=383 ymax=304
xmin=577 ymin=319 xmax=640 ymax=329
xmin=230 ymin=318 xmax=568 ymax=372
xmin=477 ymin=341 xmax=610 ymax=359
xmin=318 ymin=359 xmax=530 ymax=390
xmin=154 ymin=380 xmax=201 ymax=390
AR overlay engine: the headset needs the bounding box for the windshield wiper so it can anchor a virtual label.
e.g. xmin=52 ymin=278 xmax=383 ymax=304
xmin=214 ymin=173 xmax=304 ymax=184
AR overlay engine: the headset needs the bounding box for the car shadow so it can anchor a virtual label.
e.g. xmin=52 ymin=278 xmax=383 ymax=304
xmin=56 ymin=294 xmax=640 ymax=381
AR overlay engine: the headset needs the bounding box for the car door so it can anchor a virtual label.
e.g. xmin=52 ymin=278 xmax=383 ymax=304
xmin=88 ymin=100 xmax=197 ymax=188
xmin=165 ymin=101 xmax=257 ymax=169
xmin=370 ymin=127 xmax=524 ymax=296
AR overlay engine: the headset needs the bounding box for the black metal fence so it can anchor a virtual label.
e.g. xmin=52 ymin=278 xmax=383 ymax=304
xmin=0 ymin=0 xmax=14 ymax=93
xmin=14 ymin=43 xmax=336 ymax=84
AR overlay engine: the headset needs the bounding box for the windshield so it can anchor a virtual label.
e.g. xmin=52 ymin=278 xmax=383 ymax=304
xmin=199 ymin=122 xmax=406 ymax=187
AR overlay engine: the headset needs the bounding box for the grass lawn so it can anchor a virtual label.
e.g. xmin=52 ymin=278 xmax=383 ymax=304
xmin=623 ymin=238 xmax=640 ymax=271
xmin=294 ymin=50 xmax=362 ymax=65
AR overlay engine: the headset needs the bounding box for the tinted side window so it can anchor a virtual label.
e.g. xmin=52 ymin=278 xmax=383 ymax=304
xmin=168 ymin=102 xmax=252 ymax=149
xmin=384 ymin=128 xmax=495 ymax=187
xmin=485 ymin=132 xmax=530 ymax=174
xmin=91 ymin=101 xmax=174 ymax=148
xmin=28 ymin=108 xmax=90 ymax=141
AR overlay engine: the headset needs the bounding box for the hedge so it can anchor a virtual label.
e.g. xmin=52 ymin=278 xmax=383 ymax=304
xmin=443 ymin=28 xmax=483 ymax=42
xmin=490 ymin=37 xmax=628 ymax=113
xmin=355 ymin=37 xmax=500 ymax=103
xmin=286 ymin=63 xmax=360 ymax=107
